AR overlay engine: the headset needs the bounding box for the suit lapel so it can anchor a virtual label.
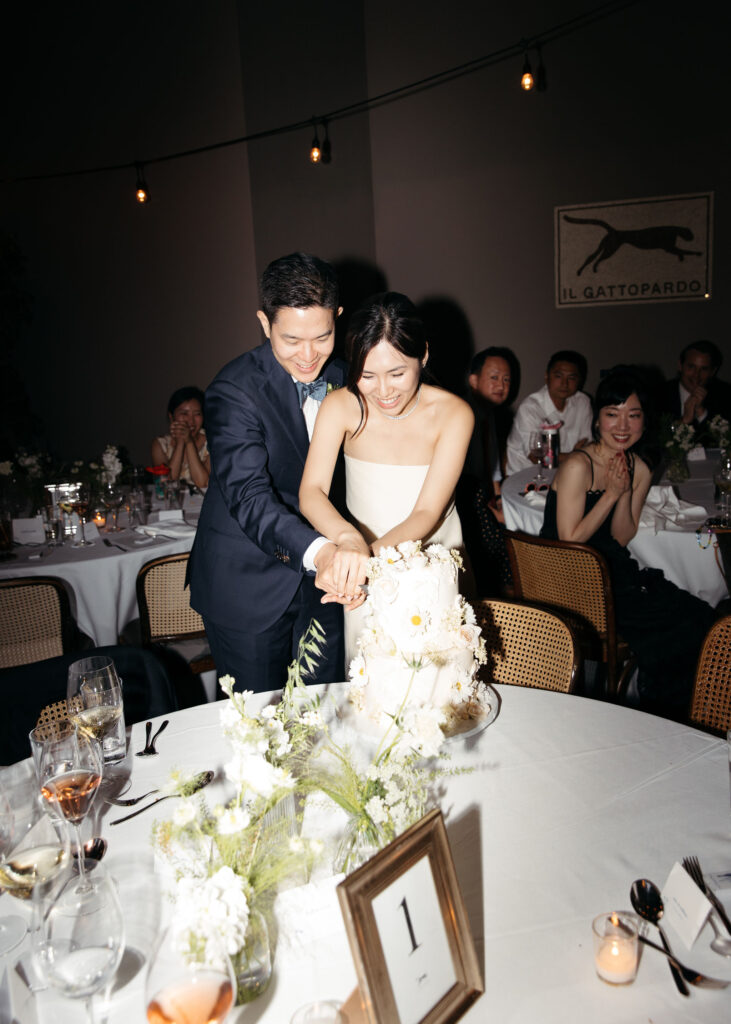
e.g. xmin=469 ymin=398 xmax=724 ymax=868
xmin=259 ymin=345 xmax=310 ymax=466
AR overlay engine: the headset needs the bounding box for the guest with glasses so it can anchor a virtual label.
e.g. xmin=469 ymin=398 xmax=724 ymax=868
xmin=457 ymin=346 xmax=519 ymax=596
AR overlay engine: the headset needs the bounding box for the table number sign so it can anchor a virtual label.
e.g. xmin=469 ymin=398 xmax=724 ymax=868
xmin=337 ymin=808 xmax=482 ymax=1024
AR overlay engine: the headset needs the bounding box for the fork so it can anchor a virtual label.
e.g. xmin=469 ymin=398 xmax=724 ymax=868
xmin=638 ymin=935 xmax=729 ymax=988
xmin=106 ymin=788 xmax=159 ymax=807
xmin=682 ymin=856 xmax=731 ymax=956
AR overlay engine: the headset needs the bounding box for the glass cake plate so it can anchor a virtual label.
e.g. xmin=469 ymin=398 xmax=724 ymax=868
xmin=442 ymin=684 xmax=500 ymax=742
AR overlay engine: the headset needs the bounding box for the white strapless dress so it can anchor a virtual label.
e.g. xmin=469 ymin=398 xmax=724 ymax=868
xmin=343 ymin=454 xmax=463 ymax=664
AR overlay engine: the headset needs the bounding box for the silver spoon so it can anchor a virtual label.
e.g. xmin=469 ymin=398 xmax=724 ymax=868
xmin=109 ymin=770 xmax=214 ymax=825
xmin=631 ymin=878 xmax=689 ymax=996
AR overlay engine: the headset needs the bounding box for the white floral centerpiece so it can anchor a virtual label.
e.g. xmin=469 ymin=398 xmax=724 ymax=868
xmin=153 ymin=620 xmax=466 ymax=995
xmin=708 ymin=415 xmax=730 ymax=453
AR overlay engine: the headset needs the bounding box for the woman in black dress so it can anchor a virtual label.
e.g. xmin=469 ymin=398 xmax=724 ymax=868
xmin=540 ymin=369 xmax=716 ymax=719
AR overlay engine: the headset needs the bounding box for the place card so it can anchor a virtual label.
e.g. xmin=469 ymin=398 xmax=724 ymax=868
xmin=148 ymin=509 xmax=184 ymax=524
xmin=12 ymin=516 xmax=45 ymax=545
xmin=662 ymin=861 xmax=712 ymax=948
xmin=76 ymin=521 xmax=100 ymax=541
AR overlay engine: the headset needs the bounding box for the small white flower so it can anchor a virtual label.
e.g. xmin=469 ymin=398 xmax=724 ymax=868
xmin=289 ymin=836 xmax=304 ymax=853
xmin=365 ymin=795 xmax=388 ymax=825
xmin=217 ymin=805 xmax=250 ymax=834
xmin=173 ymin=800 xmax=197 ymax=826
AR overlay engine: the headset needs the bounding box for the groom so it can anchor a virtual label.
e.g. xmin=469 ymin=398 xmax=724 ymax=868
xmin=189 ymin=252 xmax=347 ymax=692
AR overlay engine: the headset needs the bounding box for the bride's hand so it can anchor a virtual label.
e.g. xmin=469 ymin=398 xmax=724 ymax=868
xmin=605 ymin=452 xmax=630 ymax=500
xmin=314 ymin=538 xmax=369 ymax=603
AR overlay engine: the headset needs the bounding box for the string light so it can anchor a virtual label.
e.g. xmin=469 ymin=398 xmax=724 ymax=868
xmin=135 ymin=163 xmax=150 ymax=203
xmin=309 ymin=121 xmax=321 ymax=163
xmin=521 ymin=52 xmax=534 ymax=91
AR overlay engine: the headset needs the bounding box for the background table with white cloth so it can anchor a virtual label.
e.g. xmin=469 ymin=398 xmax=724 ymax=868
xmin=0 ymin=517 xmax=198 ymax=646
xmin=3 ymin=685 xmax=729 ymax=1024
xmin=501 ymin=459 xmax=727 ymax=607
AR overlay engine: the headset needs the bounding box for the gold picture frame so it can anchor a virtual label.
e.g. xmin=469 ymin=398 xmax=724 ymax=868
xmin=337 ymin=808 xmax=483 ymax=1024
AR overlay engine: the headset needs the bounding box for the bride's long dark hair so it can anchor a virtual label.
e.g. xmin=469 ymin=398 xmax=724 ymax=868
xmin=346 ymin=292 xmax=429 ymax=434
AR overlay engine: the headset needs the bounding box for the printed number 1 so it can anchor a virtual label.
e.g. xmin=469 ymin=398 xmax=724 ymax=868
xmin=399 ymin=897 xmax=420 ymax=953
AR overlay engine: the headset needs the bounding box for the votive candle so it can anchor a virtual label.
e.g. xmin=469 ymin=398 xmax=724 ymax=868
xmin=592 ymin=912 xmax=638 ymax=985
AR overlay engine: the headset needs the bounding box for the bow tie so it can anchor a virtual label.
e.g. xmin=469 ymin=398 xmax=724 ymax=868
xmin=295 ymin=378 xmax=327 ymax=408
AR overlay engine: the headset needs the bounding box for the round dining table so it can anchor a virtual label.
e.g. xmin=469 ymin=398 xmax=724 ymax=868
xmin=3 ymin=683 xmax=729 ymax=1024
xmin=0 ymin=514 xmax=198 ymax=647
xmin=501 ymin=458 xmax=727 ymax=607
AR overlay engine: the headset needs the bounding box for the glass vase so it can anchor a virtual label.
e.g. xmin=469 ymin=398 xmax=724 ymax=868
xmin=666 ymin=456 xmax=690 ymax=484
xmin=333 ymin=820 xmax=380 ymax=876
xmin=234 ymin=910 xmax=272 ymax=1005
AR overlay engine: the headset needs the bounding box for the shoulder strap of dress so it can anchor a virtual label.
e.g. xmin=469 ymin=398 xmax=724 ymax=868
xmin=575 ymin=447 xmax=594 ymax=488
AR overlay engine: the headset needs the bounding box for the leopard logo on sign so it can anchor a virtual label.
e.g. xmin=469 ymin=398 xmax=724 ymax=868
xmin=555 ymin=193 xmax=712 ymax=308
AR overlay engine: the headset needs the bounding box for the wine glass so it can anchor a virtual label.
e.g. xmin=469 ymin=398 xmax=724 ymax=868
xmin=145 ymin=925 xmax=236 ymax=1024
xmin=102 ymin=484 xmax=125 ymax=532
xmin=71 ymin=484 xmax=93 ymax=547
xmin=528 ymin=431 xmax=546 ymax=482
xmin=67 ymin=655 xmax=126 ymax=764
xmin=39 ymin=725 xmax=103 ymax=885
xmin=0 ymin=764 xmax=71 ymax=954
xmin=33 ymin=859 xmax=125 ymax=1024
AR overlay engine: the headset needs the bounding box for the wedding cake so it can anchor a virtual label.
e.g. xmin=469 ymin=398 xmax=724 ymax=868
xmin=347 ymin=541 xmax=487 ymax=737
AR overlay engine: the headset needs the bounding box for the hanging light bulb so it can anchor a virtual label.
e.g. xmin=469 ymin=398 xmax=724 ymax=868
xmin=521 ymin=53 xmax=534 ymax=91
xmin=135 ymin=163 xmax=150 ymax=204
xmin=310 ymin=122 xmax=321 ymax=164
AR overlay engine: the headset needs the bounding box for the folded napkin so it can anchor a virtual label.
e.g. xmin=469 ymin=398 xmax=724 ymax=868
xmin=639 ymin=485 xmax=707 ymax=533
xmin=136 ymin=521 xmax=197 ymax=540
xmin=687 ymin=444 xmax=706 ymax=462
xmin=523 ymin=489 xmax=548 ymax=508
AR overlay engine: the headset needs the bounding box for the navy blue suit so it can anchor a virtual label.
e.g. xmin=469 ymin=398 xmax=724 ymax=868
xmin=189 ymin=341 xmax=346 ymax=690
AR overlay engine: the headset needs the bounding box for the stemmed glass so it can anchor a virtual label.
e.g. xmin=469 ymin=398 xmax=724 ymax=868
xmin=0 ymin=765 xmax=71 ymax=954
xmin=39 ymin=726 xmax=103 ymax=885
xmin=145 ymin=925 xmax=236 ymax=1024
xmin=33 ymin=859 xmax=125 ymax=1024
xmin=102 ymin=483 xmax=125 ymax=532
xmin=71 ymin=484 xmax=94 ymax=547
xmin=67 ymin=655 xmax=125 ymax=764
xmin=528 ymin=431 xmax=546 ymax=482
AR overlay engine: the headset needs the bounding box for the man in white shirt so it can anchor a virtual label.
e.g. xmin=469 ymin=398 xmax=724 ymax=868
xmin=505 ymin=350 xmax=592 ymax=475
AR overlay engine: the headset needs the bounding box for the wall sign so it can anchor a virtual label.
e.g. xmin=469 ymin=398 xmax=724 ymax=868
xmin=337 ymin=808 xmax=482 ymax=1024
xmin=555 ymin=192 xmax=713 ymax=308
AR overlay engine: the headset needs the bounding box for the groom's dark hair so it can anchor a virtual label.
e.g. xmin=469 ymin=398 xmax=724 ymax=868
xmin=259 ymin=252 xmax=339 ymax=322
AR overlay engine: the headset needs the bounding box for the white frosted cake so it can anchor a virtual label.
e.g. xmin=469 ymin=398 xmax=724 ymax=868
xmin=347 ymin=541 xmax=487 ymax=741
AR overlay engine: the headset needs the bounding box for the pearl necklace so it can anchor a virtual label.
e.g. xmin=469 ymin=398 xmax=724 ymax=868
xmin=376 ymin=387 xmax=421 ymax=421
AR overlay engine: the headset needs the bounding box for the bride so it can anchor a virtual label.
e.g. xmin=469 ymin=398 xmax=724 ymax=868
xmin=299 ymin=292 xmax=474 ymax=660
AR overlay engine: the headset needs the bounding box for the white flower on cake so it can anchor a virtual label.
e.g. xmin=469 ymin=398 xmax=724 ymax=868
xmin=348 ymin=541 xmax=487 ymax=740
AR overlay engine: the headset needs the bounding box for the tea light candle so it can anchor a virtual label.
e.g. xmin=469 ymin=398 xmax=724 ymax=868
xmin=92 ymin=511 xmax=106 ymax=529
xmin=592 ymin=912 xmax=638 ymax=985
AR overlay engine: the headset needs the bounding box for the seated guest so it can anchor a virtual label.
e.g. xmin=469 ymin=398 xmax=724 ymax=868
xmin=505 ymin=350 xmax=592 ymax=475
xmin=658 ymin=340 xmax=731 ymax=440
xmin=457 ymin=347 xmax=518 ymax=596
xmin=151 ymin=386 xmax=210 ymax=489
xmin=540 ymin=368 xmax=716 ymax=720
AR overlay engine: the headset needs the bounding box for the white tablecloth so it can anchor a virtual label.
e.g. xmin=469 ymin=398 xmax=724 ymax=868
xmin=4 ymin=686 xmax=729 ymax=1023
xmin=0 ymin=523 xmax=196 ymax=646
xmin=501 ymin=460 xmax=727 ymax=607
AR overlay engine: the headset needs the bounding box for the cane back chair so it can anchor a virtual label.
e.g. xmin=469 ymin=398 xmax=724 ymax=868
xmin=136 ymin=553 xmax=214 ymax=674
xmin=505 ymin=531 xmax=632 ymax=698
xmin=688 ymin=615 xmax=731 ymax=735
xmin=0 ymin=576 xmax=80 ymax=669
xmin=474 ymin=598 xmax=581 ymax=694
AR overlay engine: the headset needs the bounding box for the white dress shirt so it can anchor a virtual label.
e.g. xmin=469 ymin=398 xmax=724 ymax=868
xmin=296 ymin=385 xmax=329 ymax=571
xmin=505 ymin=384 xmax=592 ymax=476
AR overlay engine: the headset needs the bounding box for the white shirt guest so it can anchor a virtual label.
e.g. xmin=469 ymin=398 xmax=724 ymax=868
xmin=505 ymin=353 xmax=592 ymax=476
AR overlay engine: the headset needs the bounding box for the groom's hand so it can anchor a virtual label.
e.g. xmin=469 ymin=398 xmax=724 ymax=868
xmin=314 ymin=541 xmax=368 ymax=609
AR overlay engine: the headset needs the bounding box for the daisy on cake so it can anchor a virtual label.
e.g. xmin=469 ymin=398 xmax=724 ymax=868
xmin=346 ymin=541 xmax=487 ymax=738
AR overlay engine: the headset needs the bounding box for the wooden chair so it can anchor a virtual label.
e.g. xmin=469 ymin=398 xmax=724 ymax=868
xmin=0 ymin=576 xmax=82 ymax=669
xmin=136 ymin=553 xmax=214 ymax=674
xmin=474 ymin=598 xmax=581 ymax=694
xmin=505 ymin=531 xmax=632 ymax=698
xmin=689 ymin=615 xmax=731 ymax=735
